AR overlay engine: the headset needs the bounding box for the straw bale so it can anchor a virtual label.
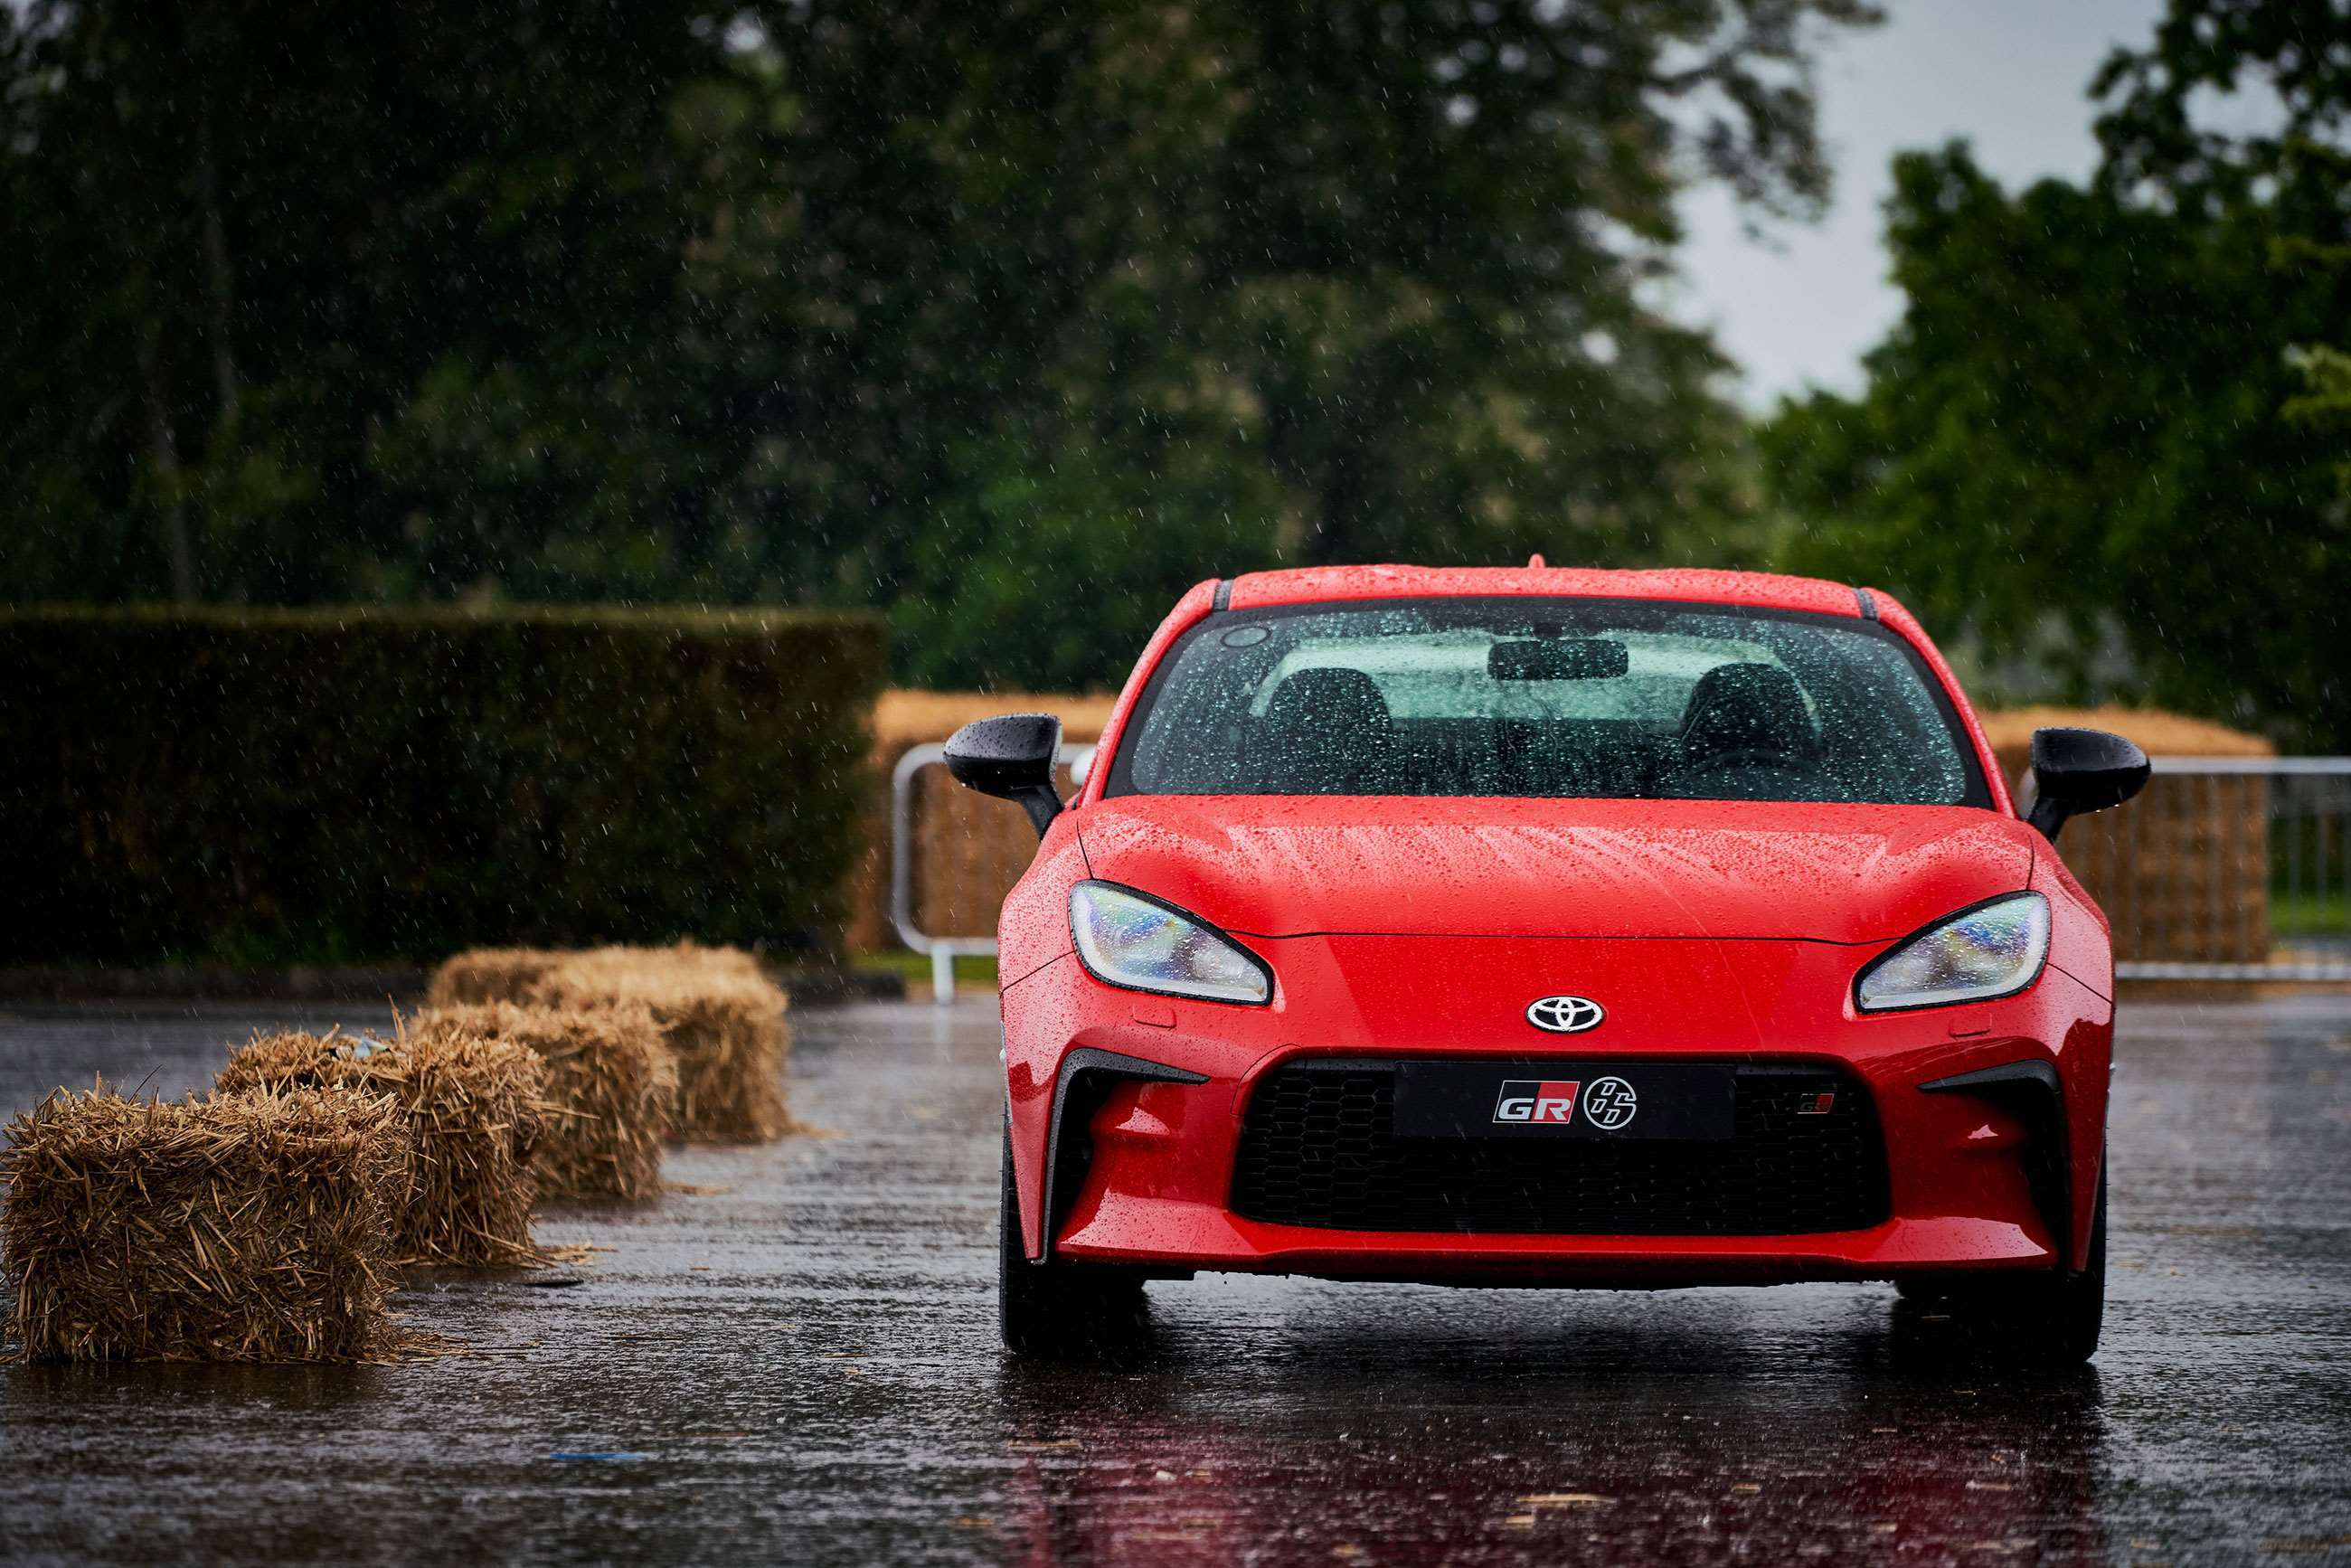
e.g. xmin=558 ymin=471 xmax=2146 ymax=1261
xmin=1976 ymin=705 xmax=2274 ymax=760
xmin=2 ymin=1086 xmax=401 ymax=1362
xmin=214 ymin=1027 xmax=547 ymax=1266
xmin=414 ymin=1001 xmax=676 ymax=1201
xmin=425 ymin=948 xmax=567 ymax=1007
xmin=849 ymin=690 xmax=1119 ymax=949
xmin=528 ymin=943 xmax=793 ymax=1142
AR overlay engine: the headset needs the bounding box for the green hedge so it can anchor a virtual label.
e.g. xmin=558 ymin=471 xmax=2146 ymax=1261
xmin=0 ymin=608 xmax=886 ymax=964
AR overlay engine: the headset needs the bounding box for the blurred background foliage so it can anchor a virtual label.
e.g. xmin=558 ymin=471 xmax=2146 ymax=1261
xmin=0 ymin=0 xmax=2343 ymax=743
xmin=0 ymin=608 xmax=885 ymax=961
xmin=1763 ymin=0 xmax=2351 ymax=751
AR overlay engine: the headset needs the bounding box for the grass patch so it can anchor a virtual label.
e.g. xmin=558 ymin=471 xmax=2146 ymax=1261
xmin=850 ymin=949 xmax=1000 ymax=990
xmin=2271 ymin=889 xmax=2351 ymax=938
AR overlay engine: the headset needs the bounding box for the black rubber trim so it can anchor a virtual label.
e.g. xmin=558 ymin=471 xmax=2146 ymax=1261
xmin=1038 ymin=1047 xmax=1208 ymax=1263
xmin=1919 ymin=1059 xmax=2072 ymax=1269
xmin=1212 ymin=578 xmax=1232 ymax=611
xmin=1855 ymin=587 xmax=1879 ymax=620
xmin=1920 ymin=1059 xmax=2061 ymax=1098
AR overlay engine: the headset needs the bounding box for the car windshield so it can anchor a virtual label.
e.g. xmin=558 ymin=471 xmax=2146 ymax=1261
xmin=1108 ymin=597 xmax=1986 ymax=806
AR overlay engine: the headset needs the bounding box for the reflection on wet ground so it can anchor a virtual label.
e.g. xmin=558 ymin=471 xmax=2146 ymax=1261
xmin=2 ymin=996 xmax=2346 ymax=1564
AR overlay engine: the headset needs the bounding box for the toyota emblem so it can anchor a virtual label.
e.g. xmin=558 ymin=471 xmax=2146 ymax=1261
xmin=1525 ymin=995 xmax=1605 ymax=1034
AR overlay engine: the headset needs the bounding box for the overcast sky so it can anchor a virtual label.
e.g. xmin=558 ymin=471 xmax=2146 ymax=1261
xmin=1671 ymin=0 xmax=2169 ymax=408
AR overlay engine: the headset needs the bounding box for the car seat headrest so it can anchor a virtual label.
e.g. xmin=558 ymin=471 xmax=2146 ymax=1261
xmin=1679 ymin=663 xmax=1819 ymax=764
xmin=1260 ymin=666 xmax=1396 ymax=789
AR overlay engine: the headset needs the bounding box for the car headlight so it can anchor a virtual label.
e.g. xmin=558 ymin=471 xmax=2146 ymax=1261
xmin=1068 ymin=881 xmax=1271 ymax=1006
xmin=1855 ymin=893 xmax=2051 ymax=1011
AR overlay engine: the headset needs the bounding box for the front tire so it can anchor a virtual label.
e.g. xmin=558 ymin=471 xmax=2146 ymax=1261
xmin=999 ymin=1117 xmax=1147 ymax=1356
xmin=1903 ymin=1162 xmax=2107 ymax=1365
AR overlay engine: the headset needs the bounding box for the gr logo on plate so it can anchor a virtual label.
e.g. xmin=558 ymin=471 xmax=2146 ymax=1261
xmin=1493 ymin=1079 xmax=1580 ymax=1124
xmin=1525 ymin=995 xmax=1605 ymax=1034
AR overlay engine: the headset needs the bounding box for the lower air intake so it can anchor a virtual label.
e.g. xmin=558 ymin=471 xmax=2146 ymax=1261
xmin=1231 ymin=1061 xmax=1890 ymax=1235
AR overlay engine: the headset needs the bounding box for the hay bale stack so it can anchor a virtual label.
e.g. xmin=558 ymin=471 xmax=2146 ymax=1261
xmin=214 ymin=1028 xmax=546 ymax=1267
xmin=848 ymin=689 xmax=1119 ymax=950
xmin=1981 ymin=706 xmax=2275 ymax=965
xmin=425 ymin=948 xmax=566 ymax=1007
xmin=3 ymin=1086 xmax=401 ymax=1362
xmin=423 ymin=940 xmax=792 ymax=1140
xmin=531 ymin=943 xmax=793 ymax=1142
xmin=414 ymin=1001 xmax=677 ymax=1202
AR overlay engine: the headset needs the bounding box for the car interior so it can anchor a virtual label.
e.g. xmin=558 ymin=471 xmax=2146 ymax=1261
xmin=1244 ymin=658 xmax=1849 ymax=799
xmin=1115 ymin=607 xmax=1981 ymax=806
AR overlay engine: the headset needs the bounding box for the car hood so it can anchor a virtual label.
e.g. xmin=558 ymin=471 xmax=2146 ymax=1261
xmin=1075 ymin=795 xmax=2036 ymax=946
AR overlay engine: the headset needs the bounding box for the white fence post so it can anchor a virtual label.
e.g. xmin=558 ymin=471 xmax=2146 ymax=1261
xmin=890 ymin=741 xmax=1090 ymax=1004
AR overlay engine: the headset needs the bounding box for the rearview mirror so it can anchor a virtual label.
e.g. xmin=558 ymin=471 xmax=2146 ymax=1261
xmin=2025 ymin=727 xmax=2149 ymax=843
xmin=944 ymin=713 xmax=1064 ymax=838
xmin=1488 ymin=638 xmax=1630 ymax=682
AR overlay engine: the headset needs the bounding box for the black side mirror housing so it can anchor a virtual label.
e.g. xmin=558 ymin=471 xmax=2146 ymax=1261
xmin=944 ymin=713 xmax=1064 ymax=838
xmin=2025 ymin=726 xmax=2150 ymax=843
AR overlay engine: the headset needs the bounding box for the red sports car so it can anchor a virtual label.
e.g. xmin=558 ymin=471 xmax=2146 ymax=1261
xmin=947 ymin=566 xmax=2148 ymax=1361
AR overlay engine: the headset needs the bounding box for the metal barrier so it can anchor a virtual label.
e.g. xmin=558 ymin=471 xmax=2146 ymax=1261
xmin=2111 ymin=757 xmax=2351 ymax=981
xmin=891 ymin=741 xmax=1094 ymax=1002
xmin=892 ymin=747 xmax=2351 ymax=1000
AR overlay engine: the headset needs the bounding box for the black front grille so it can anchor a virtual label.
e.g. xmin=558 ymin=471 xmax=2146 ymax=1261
xmin=1231 ymin=1061 xmax=1889 ymax=1235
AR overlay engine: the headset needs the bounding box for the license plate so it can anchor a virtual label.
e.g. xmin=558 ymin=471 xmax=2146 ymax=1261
xmin=1391 ymin=1060 xmax=1736 ymax=1141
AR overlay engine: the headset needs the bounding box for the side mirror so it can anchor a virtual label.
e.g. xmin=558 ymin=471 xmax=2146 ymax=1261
xmin=944 ymin=713 xmax=1064 ymax=838
xmin=2025 ymin=726 xmax=2149 ymax=843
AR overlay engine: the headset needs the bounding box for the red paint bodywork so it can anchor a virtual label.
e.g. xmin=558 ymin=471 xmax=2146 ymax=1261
xmin=996 ymin=566 xmax=2111 ymax=1287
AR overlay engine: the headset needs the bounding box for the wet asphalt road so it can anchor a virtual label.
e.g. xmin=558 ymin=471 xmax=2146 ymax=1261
xmin=2 ymin=995 xmax=2348 ymax=1566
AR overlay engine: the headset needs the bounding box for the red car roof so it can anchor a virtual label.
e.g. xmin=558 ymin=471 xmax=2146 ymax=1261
xmin=1224 ymin=564 xmax=1867 ymax=618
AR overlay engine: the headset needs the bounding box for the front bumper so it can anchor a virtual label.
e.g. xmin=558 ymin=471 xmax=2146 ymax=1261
xmin=1001 ymin=932 xmax=2112 ymax=1286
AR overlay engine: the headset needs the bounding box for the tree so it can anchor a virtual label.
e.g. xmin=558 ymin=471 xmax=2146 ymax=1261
xmin=0 ymin=1 xmax=767 ymax=605
xmin=2286 ymin=340 xmax=2351 ymax=504
xmin=1762 ymin=0 xmax=2351 ymax=746
xmin=3 ymin=1 xmax=1879 ymax=689
xmin=774 ymin=0 xmax=1873 ymax=682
